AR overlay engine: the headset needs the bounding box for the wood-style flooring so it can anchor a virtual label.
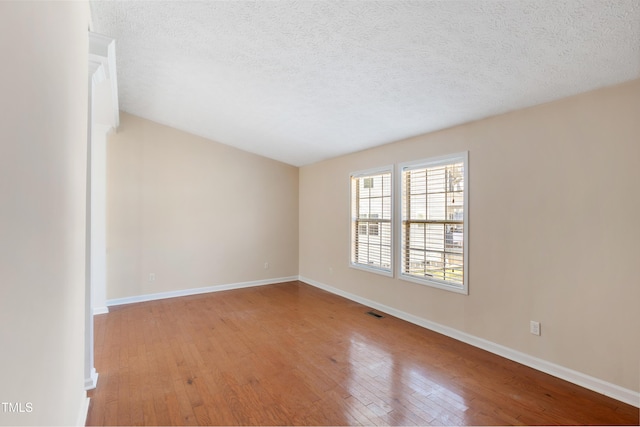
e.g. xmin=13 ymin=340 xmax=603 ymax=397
xmin=86 ymin=281 xmax=639 ymax=426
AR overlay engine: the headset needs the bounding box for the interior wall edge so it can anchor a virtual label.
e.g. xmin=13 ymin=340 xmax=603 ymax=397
xmin=298 ymin=275 xmax=640 ymax=408
xmin=76 ymin=394 xmax=90 ymax=427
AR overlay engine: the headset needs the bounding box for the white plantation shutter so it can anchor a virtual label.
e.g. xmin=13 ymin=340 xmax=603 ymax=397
xmin=350 ymin=168 xmax=392 ymax=275
xmin=401 ymin=153 xmax=468 ymax=293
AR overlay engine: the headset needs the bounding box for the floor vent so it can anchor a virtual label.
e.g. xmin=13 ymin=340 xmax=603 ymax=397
xmin=366 ymin=311 xmax=384 ymax=319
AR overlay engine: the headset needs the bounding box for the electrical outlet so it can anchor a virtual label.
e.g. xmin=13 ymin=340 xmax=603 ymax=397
xmin=149 ymin=273 xmax=156 ymax=282
xmin=530 ymin=320 xmax=541 ymax=336
xmin=264 ymin=262 xmax=269 ymax=269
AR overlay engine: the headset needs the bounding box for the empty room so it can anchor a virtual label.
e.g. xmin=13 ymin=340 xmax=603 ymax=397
xmin=1 ymin=1 xmax=639 ymax=426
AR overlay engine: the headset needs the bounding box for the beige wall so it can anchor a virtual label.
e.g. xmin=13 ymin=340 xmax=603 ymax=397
xmin=0 ymin=2 xmax=89 ymax=425
xmin=300 ymin=79 xmax=640 ymax=393
xmin=107 ymin=113 xmax=299 ymax=299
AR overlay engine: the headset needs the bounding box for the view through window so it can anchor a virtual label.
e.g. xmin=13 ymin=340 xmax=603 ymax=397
xmin=350 ymin=169 xmax=392 ymax=275
xmin=401 ymin=153 xmax=467 ymax=292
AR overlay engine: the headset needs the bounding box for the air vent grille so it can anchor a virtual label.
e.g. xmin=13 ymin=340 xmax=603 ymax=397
xmin=366 ymin=311 xmax=384 ymax=319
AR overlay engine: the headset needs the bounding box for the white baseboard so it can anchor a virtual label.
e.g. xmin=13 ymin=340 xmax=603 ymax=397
xmin=92 ymin=306 xmax=109 ymax=315
xmin=106 ymin=276 xmax=299 ymax=307
xmin=76 ymin=394 xmax=90 ymax=427
xmin=84 ymin=368 xmax=98 ymax=391
xmin=299 ymin=275 xmax=640 ymax=408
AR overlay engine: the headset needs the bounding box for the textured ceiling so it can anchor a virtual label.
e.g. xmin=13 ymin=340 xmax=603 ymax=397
xmin=90 ymin=1 xmax=640 ymax=166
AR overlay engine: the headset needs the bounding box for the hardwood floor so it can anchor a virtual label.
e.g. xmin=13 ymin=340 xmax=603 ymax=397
xmin=86 ymin=281 xmax=638 ymax=426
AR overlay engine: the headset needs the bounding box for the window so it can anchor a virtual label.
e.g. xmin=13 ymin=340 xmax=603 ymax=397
xmin=350 ymin=168 xmax=392 ymax=275
xmin=400 ymin=152 xmax=468 ymax=293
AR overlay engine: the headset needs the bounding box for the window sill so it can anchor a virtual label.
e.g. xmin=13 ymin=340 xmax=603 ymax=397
xmin=349 ymin=263 xmax=393 ymax=278
xmin=399 ymin=273 xmax=468 ymax=295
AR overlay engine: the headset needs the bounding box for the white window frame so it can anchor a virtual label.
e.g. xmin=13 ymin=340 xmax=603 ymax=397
xmin=398 ymin=152 xmax=469 ymax=294
xmin=349 ymin=166 xmax=394 ymax=277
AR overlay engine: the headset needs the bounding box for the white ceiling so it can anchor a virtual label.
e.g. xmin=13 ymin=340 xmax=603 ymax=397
xmin=90 ymin=1 xmax=640 ymax=167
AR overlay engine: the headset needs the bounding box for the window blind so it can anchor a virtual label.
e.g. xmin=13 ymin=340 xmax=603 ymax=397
xmin=351 ymin=170 xmax=392 ymax=274
xmin=401 ymin=157 xmax=466 ymax=289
